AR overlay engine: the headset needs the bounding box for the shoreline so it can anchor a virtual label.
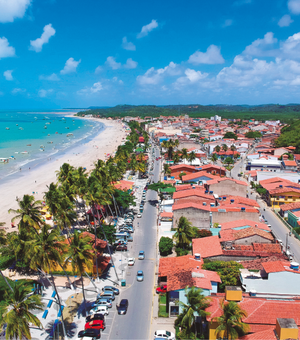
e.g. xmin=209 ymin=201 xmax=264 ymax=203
xmin=0 ymin=117 xmax=128 ymax=232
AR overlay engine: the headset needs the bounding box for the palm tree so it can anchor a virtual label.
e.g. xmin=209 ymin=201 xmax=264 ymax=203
xmin=230 ymin=144 xmax=236 ymax=151
xmin=173 ymin=151 xmax=181 ymax=164
xmin=176 ymin=286 xmax=211 ymax=338
xmin=213 ymin=299 xmax=250 ymax=340
xmin=0 ymin=281 xmax=43 ymax=340
xmin=161 ymin=139 xmax=178 ymax=159
xmin=9 ymin=195 xmax=44 ymax=234
xmin=65 ymin=231 xmax=94 ymax=316
xmin=211 ymin=153 xmax=218 ymax=163
xmin=173 ymin=216 xmax=194 ymax=249
xmin=179 ymin=172 xmax=186 ymax=181
xmin=181 ymin=148 xmax=188 ymax=160
xmin=188 ymin=151 xmax=196 ymax=163
xmin=214 ymin=145 xmax=221 ymax=153
xmin=163 ymin=164 xmax=171 ymax=176
xmin=222 ymin=144 xmax=228 ymax=152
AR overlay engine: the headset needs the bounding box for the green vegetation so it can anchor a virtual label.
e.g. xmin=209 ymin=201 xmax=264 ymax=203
xmin=213 ymin=300 xmax=250 ymax=340
xmin=192 ymin=228 xmax=213 ymax=238
xmin=159 ymin=237 xmax=173 ymax=256
xmin=223 ymin=132 xmax=238 ymax=140
xmin=173 ymin=217 xmax=195 ymax=250
xmin=148 ymin=181 xmax=173 ymax=192
xmin=76 ymin=104 xmax=300 ymax=123
xmin=202 ymin=261 xmax=244 ymax=292
xmin=275 ymin=120 xmax=300 ymax=152
xmin=175 ymin=286 xmax=211 ymax=339
xmin=158 ymin=294 xmax=168 ymax=317
xmin=245 ymin=130 xmax=262 ymax=138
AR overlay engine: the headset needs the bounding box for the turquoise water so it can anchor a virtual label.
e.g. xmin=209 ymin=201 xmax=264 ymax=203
xmin=0 ymin=110 xmax=104 ymax=178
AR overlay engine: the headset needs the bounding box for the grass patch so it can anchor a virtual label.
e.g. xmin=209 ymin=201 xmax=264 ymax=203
xmin=159 ymin=294 xmax=166 ymax=304
xmin=158 ymin=304 xmax=169 ymax=317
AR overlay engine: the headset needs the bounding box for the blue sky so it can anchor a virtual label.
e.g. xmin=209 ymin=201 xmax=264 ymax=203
xmin=1 ymin=0 xmax=300 ymax=108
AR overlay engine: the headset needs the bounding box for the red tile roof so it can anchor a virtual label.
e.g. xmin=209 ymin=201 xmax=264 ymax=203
xmin=192 ymin=236 xmax=223 ymax=258
xmin=240 ymin=328 xmax=277 ymax=340
xmin=182 ymin=171 xmax=218 ymax=182
xmin=173 ymin=188 xmax=207 ymax=200
xmin=169 ymin=164 xmax=196 ymax=171
xmin=220 ymin=219 xmax=270 ymax=231
xmin=262 ymin=260 xmax=300 ymax=274
xmin=233 ymin=227 xmax=274 ymax=241
xmin=241 ymin=256 xmax=288 ymax=270
xmin=280 ymin=202 xmax=300 ymax=211
xmin=160 ymin=212 xmax=173 ymax=218
xmin=158 ymin=255 xmax=203 ymax=277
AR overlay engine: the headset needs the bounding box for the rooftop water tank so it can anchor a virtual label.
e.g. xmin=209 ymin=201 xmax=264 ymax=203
xmin=210 ymin=203 xmax=215 ymax=207
xmin=223 ymin=196 xmax=227 ymax=200
xmin=241 ymin=207 xmax=246 ymax=211
xmin=203 ymin=202 xmax=207 ymax=206
xmin=194 ymin=253 xmax=201 ymax=261
xmin=209 ymin=191 xmax=213 ymax=194
xmin=290 ymin=262 xmax=299 ymax=270
xmin=230 ymin=199 xmax=235 ymax=203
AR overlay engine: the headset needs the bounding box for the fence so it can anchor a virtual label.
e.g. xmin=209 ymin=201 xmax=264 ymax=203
xmin=275 ymin=211 xmax=300 ymax=241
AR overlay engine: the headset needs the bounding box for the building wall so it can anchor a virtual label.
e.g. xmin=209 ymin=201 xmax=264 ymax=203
xmin=208 ymin=181 xmax=247 ymax=198
xmin=234 ymin=235 xmax=272 ymax=245
xmin=212 ymin=210 xmax=259 ymax=225
xmin=177 ymin=287 xmax=211 ymax=314
xmin=270 ymin=192 xmax=300 ymax=208
xmin=288 ymin=211 xmax=299 ymax=228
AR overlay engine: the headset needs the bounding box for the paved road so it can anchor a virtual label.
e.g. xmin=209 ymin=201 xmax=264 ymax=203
xmin=231 ymin=159 xmax=300 ymax=263
xmin=107 ymin=145 xmax=160 ymax=340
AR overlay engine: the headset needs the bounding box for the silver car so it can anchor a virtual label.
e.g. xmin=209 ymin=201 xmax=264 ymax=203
xmin=137 ymin=270 xmax=144 ymax=282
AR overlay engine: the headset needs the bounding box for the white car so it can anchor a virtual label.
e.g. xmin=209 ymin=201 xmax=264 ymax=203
xmin=154 ymin=330 xmax=175 ymax=340
xmin=128 ymin=257 xmax=135 ymax=266
xmin=89 ymin=305 xmax=109 ymax=316
xmin=137 ymin=214 xmax=142 ymax=218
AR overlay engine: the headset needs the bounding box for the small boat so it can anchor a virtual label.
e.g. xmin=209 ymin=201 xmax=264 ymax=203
xmin=34 ymin=117 xmax=37 ymax=120
xmin=40 ymin=145 xmax=45 ymax=148
xmin=21 ymin=151 xmax=28 ymax=154
xmin=65 ymin=127 xmax=69 ymax=129
xmin=48 ymin=134 xmax=50 ymax=136
xmin=19 ymin=127 xmax=23 ymax=130
xmin=44 ymin=126 xmax=47 ymax=129
xmin=0 ymin=158 xmax=9 ymax=163
xmin=16 ymin=124 xmax=18 ymax=126
xmin=39 ymin=148 xmax=44 ymax=152
xmin=47 ymin=141 xmax=53 ymax=144
xmin=26 ymin=144 xmax=31 ymax=146
xmin=5 ymin=127 xmax=9 ymax=130
xmin=55 ymin=132 xmax=58 ymax=134
xmin=66 ymin=133 xmax=73 ymax=137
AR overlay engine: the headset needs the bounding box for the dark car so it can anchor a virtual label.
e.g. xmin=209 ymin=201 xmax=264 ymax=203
xmin=115 ymin=244 xmax=127 ymax=251
xmin=117 ymin=299 xmax=129 ymax=315
xmin=156 ymin=285 xmax=167 ymax=294
xmin=78 ymin=328 xmax=101 ymax=339
xmin=86 ymin=314 xmax=105 ymax=323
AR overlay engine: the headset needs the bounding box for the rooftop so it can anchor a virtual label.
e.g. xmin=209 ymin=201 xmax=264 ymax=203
xmin=192 ymin=236 xmax=223 ymax=258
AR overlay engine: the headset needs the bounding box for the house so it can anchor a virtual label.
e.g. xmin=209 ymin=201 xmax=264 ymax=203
xmin=158 ymin=254 xmax=221 ymax=316
xmin=219 ymin=219 xmax=271 ymax=232
xmin=282 ymin=159 xmax=298 ymax=172
xmin=246 ymin=158 xmax=282 ymax=172
xmin=240 ymin=260 xmax=300 ymax=297
xmin=181 ymin=171 xmax=219 ymax=183
xmin=207 ymin=293 xmax=300 ymax=340
xmin=169 ymin=164 xmax=199 ymax=179
xmin=279 ymin=201 xmax=300 ymax=218
xmin=287 ymin=209 xmax=300 ymax=228
xmin=204 ymin=178 xmax=248 ymax=198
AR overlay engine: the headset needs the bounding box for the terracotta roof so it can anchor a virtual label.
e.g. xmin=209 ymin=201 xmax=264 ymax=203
xmin=158 ymin=255 xmax=203 ymax=277
xmin=173 ymin=188 xmax=208 ymax=200
xmin=220 ymin=219 xmax=270 ymax=232
xmin=175 ymin=184 xmax=203 ymax=191
xmin=252 ymin=243 xmax=281 ymax=253
xmin=294 ymin=154 xmax=300 ymax=161
xmin=167 ymin=268 xmax=221 ymax=292
xmin=269 ymin=187 xmax=300 ymax=195
xmin=182 ymin=171 xmax=218 ymax=182
xmin=233 ymin=227 xmax=274 ymax=241
xmin=280 ymin=201 xmax=300 ymax=211
xmin=240 ymin=328 xmax=277 ymax=340
xmin=169 ymin=164 xmax=196 ymax=171
xmin=226 ymin=196 xmax=260 ymax=208
xmin=192 ymin=236 xmax=223 ymax=258
xmin=113 ymin=180 xmax=134 ymax=190
xmin=284 ymin=160 xmax=297 ymax=166
xmin=160 ymin=211 xmax=173 ymax=218
xmin=81 ymin=232 xmax=107 ymax=249
xmin=262 ymin=260 xmax=300 ymax=274
xmin=241 ymin=256 xmax=288 ymax=270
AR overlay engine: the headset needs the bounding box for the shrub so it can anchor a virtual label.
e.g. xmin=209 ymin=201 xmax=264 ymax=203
xmin=159 ymin=237 xmax=173 ymax=256
xmin=175 ymin=247 xmax=189 ymax=257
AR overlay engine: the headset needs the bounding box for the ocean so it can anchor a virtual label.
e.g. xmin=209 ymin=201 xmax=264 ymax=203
xmin=0 ymin=110 xmax=104 ymax=179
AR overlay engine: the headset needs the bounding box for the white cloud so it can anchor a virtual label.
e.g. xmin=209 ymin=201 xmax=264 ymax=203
xmin=137 ymin=19 xmax=158 ymax=38
xmin=95 ymin=66 xmax=102 ymax=74
xmin=288 ymin=0 xmax=300 ymax=14
xmin=39 ymin=73 xmax=60 ymax=81
xmin=4 ymin=70 xmax=13 ymax=81
xmin=124 ymin=58 xmax=138 ymax=69
xmin=90 ymin=82 xmax=103 ymax=93
xmin=105 ymin=56 xmax=121 ymax=70
xmin=0 ymin=37 xmax=15 ymax=59
xmin=38 ymin=89 xmax=53 ymax=98
xmin=0 ymin=0 xmax=31 ymax=23
xmin=278 ymin=14 xmax=293 ymax=27
xmin=60 ymin=57 xmax=81 ymax=74
xmin=243 ymin=32 xmax=277 ymax=57
xmin=137 ymin=62 xmax=181 ymax=85
xmin=12 ymin=88 xmax=26 ymax=94
xmin=29 ymin=24 xmax=55 ymax=52
xmin=122 ymin=37 xmax=136 ymax=51
xmin=188 ymin=45 xmax=225 ymax=64
xmin=222 ymin=19 xmax=233 ymax=28
xmin=175 ymin=69 xmax=208 ymax=86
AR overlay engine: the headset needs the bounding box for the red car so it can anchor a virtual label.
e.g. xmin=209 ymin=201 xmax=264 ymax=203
xmin=156 ymin=285 xmax=167 ymax=294
xmin=85 ymin=319 xmax=105 ymax=331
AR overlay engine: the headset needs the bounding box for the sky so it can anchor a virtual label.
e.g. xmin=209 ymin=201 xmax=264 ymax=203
xmin=1 ymin=0 xmax=300 ymax=108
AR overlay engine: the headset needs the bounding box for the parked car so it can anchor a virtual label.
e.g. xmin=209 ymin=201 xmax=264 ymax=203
xmin=117 ymin=299 xmax=129 ymax=315
xmin=115 ymin=244 xmax=127 ymax=251
xmin=154 ymin=330 xmax=175 ymax=340
xmin=137 ymin=213 xmax=142 ymax=218
xmin=77 ymin=328 xmax=101 ymax=339
xmin=101 ymin=291 xmax=115 ymax=301
xmin=95 ymin=298 xmax=112 ymax=308
xmin=102 ymin=285 xmax=119 ymax=295
xmin=128 ymin=257 xmax=135 ymax=266
xmin=85 ymin=319 xmax=105 ymax=331
xmin=138 ymin=250 xmax=145 ymax=260
xmin=89 ymin=305 xmax=109 ymax=316
xmin=156 ymin=285 xmax=167 ymax=294
xmin=137 ymin=270 xmax=144 ymax=282
xmin=86 ymin=314 xmax=105 ymax=323
xmin=114 ymin=240 xmax=127 ymax=246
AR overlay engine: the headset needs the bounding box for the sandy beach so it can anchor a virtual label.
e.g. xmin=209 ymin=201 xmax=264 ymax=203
xmin=0 ymin=117 xmax=128 ymax=232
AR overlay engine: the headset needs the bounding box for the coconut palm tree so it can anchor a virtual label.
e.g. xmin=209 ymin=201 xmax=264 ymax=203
xmin=161 ymin=139 xmax=178 ymax=160
xmin=176 ymin=286 xmax=211 ymax=338
xmin=230 ymin=144 xmax=237 ymax=151
xmin=188 ymin=151 xmax=196 ymax=164
xmin=163 ymin=164 xmax=171 ymax=176
xmin=211 ymin=153 xmax=218 ymax=163
xmin=181 ymin=148 xmax=188 ymax=160
xmin=65 ymin=231 xmax=94 ymax=316
xmin=214 ymin=145 xmax=221 ymax=153
xmin=173 ymin=216 xmax=195 ymax=249
xmin=213 ymin=299 xmax=250 ymax=340
xmin=56 ymin=162 xmax=75 ymax=185
xmin=9 ymin=195 xmax=44 ymax=235
xmin=222 ymin=144 xmax=228 ymax=152
xmin=172 ymin=151 xmax=181 ymax=164
xmin=0 ymin=281 xmax=43 ymax=340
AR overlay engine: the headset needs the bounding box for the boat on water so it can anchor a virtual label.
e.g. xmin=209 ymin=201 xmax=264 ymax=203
xmin=19 ymin=127 xmax=24 ymax=130
xmin=0 ymin=158 xmax=9 ymax=163
xmin=21 ymin=151 xmax=28 ymax=154
xmin=26 ymin=144 xmax=31 ymax=146
xmin=47 ymin=141 xmax=53 ymax=144
xmin=5 ymin=127 xmax=9 ymax=130
xmin=34 ymin=117 xmax=38 ymax=120
xmin=66 ymin=133 xmax=73 ymax=137
xmin=44 ymin=126 xmax=47 ymax=129
xmin=39 ymin=148 xmax=44 ymax=151
xmin=48 ymin=134 xmax=50 ymax=136
xmin=16 ymin=124 xmax=18 ymax=126
xmin=65 ymin=127 xmax=69 ymax=129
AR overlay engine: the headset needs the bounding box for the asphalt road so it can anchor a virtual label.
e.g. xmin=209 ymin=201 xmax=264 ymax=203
xmin=107 ymin=145 xmax=160 ymax=340
xmin=231 ymin=158 xmax=300 ymax=263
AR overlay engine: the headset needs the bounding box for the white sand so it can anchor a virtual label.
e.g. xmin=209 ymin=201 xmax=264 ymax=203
xmin=0 ymin=117 xmax=128 ymax=232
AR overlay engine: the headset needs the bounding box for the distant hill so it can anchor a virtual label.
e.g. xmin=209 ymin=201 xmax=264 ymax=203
xmin=75 ymin=104 xmax=300 ymax=123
